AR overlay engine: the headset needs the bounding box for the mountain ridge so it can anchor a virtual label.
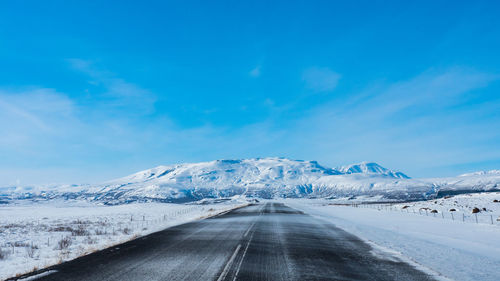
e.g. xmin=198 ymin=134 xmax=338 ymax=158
xmin=336 ymin=161 xmax=410 ymax=179
xmin=1 ymin=158 xmax=499 ymax=205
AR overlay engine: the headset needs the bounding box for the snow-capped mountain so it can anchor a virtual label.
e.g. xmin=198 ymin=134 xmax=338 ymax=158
xmin=459 ymin=170 xmax=500 ymax=177
xmin=92 ymin=158 xmax=419 ymax=203
xmin=1 ymin=158 xmax=499 ymax=204
xmin=110 ymin=158 xmax=341 ymax=186
xmin=337 ymin=162 xmax=410 ymax=179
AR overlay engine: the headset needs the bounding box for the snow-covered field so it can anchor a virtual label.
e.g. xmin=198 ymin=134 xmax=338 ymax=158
xmin=2 ymin=189 xmax=500 ymax=281
xmin=327 ymin=192 xmax=500 ymax=225
xmin=286 ymin=193 xmax=500 ymax=281
xmin=390 ymin=192 xmax=500 ymax=225
xmin=0 ymin=198 xmax=248 ymax=280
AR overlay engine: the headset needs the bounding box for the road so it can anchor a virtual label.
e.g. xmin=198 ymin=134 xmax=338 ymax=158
xmin=25 ymin=202 xmax=434 ymax=281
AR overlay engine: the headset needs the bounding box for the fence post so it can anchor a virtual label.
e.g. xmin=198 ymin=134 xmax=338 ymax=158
xmin=475 ymin=214 xmax=478 ymax=224
xmin=463 ymin=213 xmax=465 ymax=222
xmin=451 ymin=212 xmax=454 ymax=220
xmin=491 ymin=215 xmax=494 ymax=225
xmin=442 ymin=212 xmax=444 ymax=219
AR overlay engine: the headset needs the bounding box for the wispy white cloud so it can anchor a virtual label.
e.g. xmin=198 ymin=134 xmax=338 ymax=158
xmin=0 ymin=60 xmax=163 ymax=184
xmin=302 ymin=67 xmax=341 ymax=92
xmin=286 ymin=68 xmax=500 ymax=176
xmin=67 ymin=58 xmax=156 ymax=114
xmin=1 ymin=65 xmax=498 ymax=184
xmin=249 ymin=65 xmax=261 ymax=77
xmin=0 ymin=88 xmax=75 ymax=135
xmin=0 ymin=82 xmax=285 ymax=184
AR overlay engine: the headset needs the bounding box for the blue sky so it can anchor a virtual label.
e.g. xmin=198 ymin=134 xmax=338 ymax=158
xmin=1 ymin=1 xmax=500 ymax=184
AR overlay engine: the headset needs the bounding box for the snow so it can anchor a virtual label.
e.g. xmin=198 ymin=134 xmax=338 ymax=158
xmin=1 ymin=158 xmax=499 ymax=204
xmin=1 ymin=158 xmax=499 ymax=280
xmin=424 ymin=172 xmax=500 ymax=194
xmin=0 ymin=198 xmax=248 ymax=280
xmin=459 ymin=170 xmax=500 ymax=177
xmin=2 ymin=185 xmax=500 ymax=280
xmin=16 ymin=270 xmax=57 ymax=281
xmin=336 ymin=161 xmax=410 ymax=179
xmin=389 ymin=192 xmax=500 ymax=224
xmin=285 ymin=194 xmax=500 ymax=281
xmin=0 ymin=158 xmax=421 ymax=204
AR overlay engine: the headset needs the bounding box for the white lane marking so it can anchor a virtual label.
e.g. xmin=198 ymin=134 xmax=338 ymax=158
xmin=244 ymin=203 xmax=264 ymax=237
xmin=233 ymin=204 xmax=264 ymax=280
xmin=243 ymin=222 xmax=255 ymax=237
xmin=18 ymin=270 xmax=58 ymax=280
xmin=233 ymin=230 xmax=255 ymax=281
xmin=217 ymin=244 xmax=241 ymax=281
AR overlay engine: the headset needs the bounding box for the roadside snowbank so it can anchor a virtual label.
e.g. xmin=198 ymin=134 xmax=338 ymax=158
xmin=285 ymin=198 xmax=500 ymax=281
xmin=0 ymin=199 xmax=247 ymax=280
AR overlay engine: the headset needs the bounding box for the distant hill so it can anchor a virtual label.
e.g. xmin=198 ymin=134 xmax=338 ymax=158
xmin=337 ymin=162 xmax=410 ymax=179
xmin=1 ymin=158 xmax=499 ymax=204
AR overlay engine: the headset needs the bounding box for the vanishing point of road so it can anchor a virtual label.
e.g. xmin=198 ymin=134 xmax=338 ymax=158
xmin=22 ymin=202 xmax=435 ymax=281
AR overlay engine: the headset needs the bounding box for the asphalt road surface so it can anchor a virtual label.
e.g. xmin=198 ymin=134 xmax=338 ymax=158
xmin=23 ymin=202 xmax=435 ymax=281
